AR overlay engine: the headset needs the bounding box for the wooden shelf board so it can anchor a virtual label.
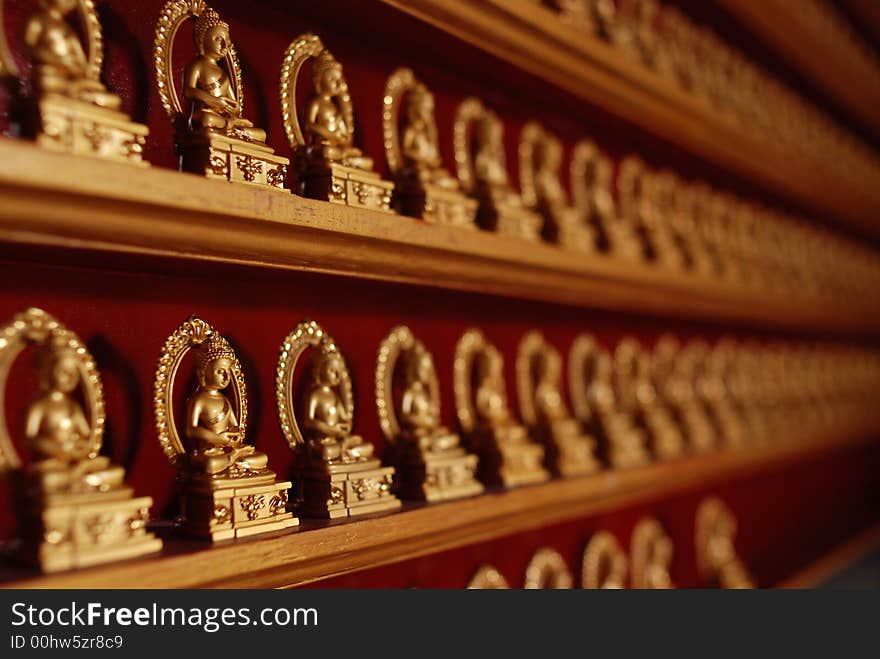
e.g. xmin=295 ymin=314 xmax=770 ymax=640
xmin=379 ymin=0 xmax=880 ymax=236
xmin=0 ymin=142 xmax=876 ymax=336
xmin=719 ymin=0 xmax=880 ymax=139
xmin=2 ymin=426 xmax=876 ymax=589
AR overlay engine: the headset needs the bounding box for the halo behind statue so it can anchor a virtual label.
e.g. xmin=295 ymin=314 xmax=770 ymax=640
xmin=153 ymin=315 xmax=247 ymax=469
xmin=279 ymin=33 xmax=354 ymax=152
xmin=275 ymin=320 xmax=354 ymax=451
xmin=153 ymin=0 xmax=244 ymax=123
xmin=0 ymin=308 xmax=104 ymax=472
xmin=453 ymin=328 xmax=494 ymax=435
xmin=524 ymin=547 xmax=573 ymax=589
xmin=375 ymin=325 xmax=440 ymax=444
xmin=568 ymin=333 xmax=602 ymax=423
xmin=517 ymin=121 xmax=545 ymax=210
xmin=569 ymin=139 xmax=601 ymax=221
xmin=581 ymin=530 xmax=628 ymax=589
xmin=453 ymin=97 xmax=490 ymax=195
xmin=381 ymin=67 xmax=417 ymax=177
xmin=631 ymin=517 xmax=673 ymax=589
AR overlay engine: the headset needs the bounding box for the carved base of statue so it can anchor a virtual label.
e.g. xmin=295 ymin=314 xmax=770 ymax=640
xmin=178 ymin=133 xmax=289 ymax=191
xmin=299 ymin=160 xmax=394 ymax=212
xmin=293 ymin=453 xmax=401 ymax=519
xmin=15 ymin=475 xmax=161 ymax=573
xmin=28 ymin=94 xmax=149 ymax=166
xmin=391 ymin=437 xmax=483 ymax=501
xmin=606 ymin=223 xmax=644 ymax=261
xmin=642 ymin=408 xmax=685 ymax=460
xmin=179 ymin=470 xmax=298 ymax=542
xmin=394 ymin=177 xmax=478 ymax=228
xmin=556 ymin=218 xmax=596 ymax=253
xmin=651 ymin=233 xmax=687 ymax=270
xmin=469 ymin=427 xmax=549 ymax=487
xmin=536 ymin=421 xmax=601 ymax=477
xmin=477 ymin=188 xmax=543 ymax=241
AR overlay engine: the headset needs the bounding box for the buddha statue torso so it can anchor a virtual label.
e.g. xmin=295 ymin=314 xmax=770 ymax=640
xmin=402 ymin=95 xmax=457 ymax=189
xmin=24 ymin=0 xmax=119 ymax=109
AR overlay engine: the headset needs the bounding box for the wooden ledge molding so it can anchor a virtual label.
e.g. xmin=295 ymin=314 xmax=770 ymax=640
xmin=0 ymin=142 xmax=878 ymax=336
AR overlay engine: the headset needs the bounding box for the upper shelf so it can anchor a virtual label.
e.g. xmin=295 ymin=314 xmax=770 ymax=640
xmin=1 ymin=426 xmax=875 ymax=588
xmin=379 ymin=0 xmax=880 ymax=237
xmin=718 ymin=0 xmax=880 ymax=140
xmin=0 ymin=141 xmax=877 ymax=336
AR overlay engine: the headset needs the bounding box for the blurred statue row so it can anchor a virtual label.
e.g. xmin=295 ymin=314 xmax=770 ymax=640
xmin=468 ymin=497 xmax=753 ymax=589
xmin=1 ymin=306 xmax=878 ymax=571
xmin=542 ymin=0 xmax=880 ymax=188
xmin=1 ymin=2 xmax=877 ymax=304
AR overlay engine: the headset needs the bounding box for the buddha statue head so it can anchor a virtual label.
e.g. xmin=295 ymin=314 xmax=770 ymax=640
xmin=195 ymin=334 xmax=235 ymax=391
xmin=314 ymin=351 xmax=345 ymax=388
xmin=193 ymin=7 xmax=231 ymax=60
xmin=312 ymin=51 xmax=344 ymax=96
xmin=406 ymin=83 xmax=435 ymax=125
xmin=37 ymin=343 xmax=81 ymax=396
xmin=407 ymin=348 xmax=435 ymax=387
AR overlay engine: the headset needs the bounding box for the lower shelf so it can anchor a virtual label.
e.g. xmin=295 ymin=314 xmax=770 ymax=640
xmin=2 ymin=425 xmax=877 ymax=589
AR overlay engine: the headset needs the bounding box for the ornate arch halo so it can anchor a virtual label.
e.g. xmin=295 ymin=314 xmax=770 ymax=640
xmin=569 ymin=139 xmax=600 ymax=221
xmin=630 ymin=517 xmax=674 ymax=589
xmin=275 ymin=320 xmax=354 ymax=451
xmin=453 ymin=328 xmax=491 ymax=435
xmin=516 ymin=330 xmax=562 ymax=428
xmin=568 ymin=333 xmax=603 ymax=423
xmin=524 ymin=547 xmax=573 ymax=589
xmin=582 ymin=530 xmax=628 ymax=589
xmin=381 ymin=67 xmax=417 ymax=177
xmin=452 ymin=97 xmax=490 ymax=195
xmin=153 ymin=0 xmax=244 ymax=124
xmin=613 ymin=336 xmax=643 ymax=409
xmin=153 ymin=315 xmax=247 ymax=469
xmin=517 ymin=121 xmax=543 ymax=210
xmin=0 ymin=308 xmax=104 ymax=472
xmin=279 ymin=32 xmax=354 ymax=153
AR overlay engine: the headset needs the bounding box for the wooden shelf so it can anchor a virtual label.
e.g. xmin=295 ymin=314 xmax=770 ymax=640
xmin=2 ymin=426 xmax=876 ymax=589
xmin=718 ymin=0 xmax=880 ymax=140
xmin=0 ymin=141 xmax=877 ymax=336
xmin=379 ymin=0 xmax=880 ymax=236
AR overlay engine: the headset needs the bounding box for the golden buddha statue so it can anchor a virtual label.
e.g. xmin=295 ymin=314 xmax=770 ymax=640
xmin=520 ymin=123 xmax=594 ymax=251
xmin=631 ymin=518 xmax=674 ymax=589
xmin=303 ymin=351 xmax=375 ymax=464
xmin=155 ymin=1 xmax=287 ymax=188
xmin=454 ymin=329 xmax=549 ymax=487
xmin=0 ymin=0 xmax=148 ymax=162
xmin=276 ymin=320 xmax=399 ymax=518
xmin=582 ymin=530 xmax=628 ymax=589
xmin=517 ymin=332 xmax=599 ymax=476
xmin=0 ymin=308 xmax=160 ymax=572
xmin=376 ymin=326 xmax=482 ymax=501
xmin=155 ymin=316 xmax=297 ymax=540
xmin=184 ymin=9 xmax=265 ymax=143
xmin=454 ymin=98 xmax=542 ymax=239
xmin=25 ymin=344 xmax=124 ymax=496
xmin=185 ymin=334 xmax=269 ymax=477
xmin=568 ymin=333 xmax=647 ymax=468
xmin=384 ymin=69 xmax=477 ymax=225
xmin=24 ymin=0 xmax=118 ymax=108
xmin=280 ymin=33 xmax=393 ymax=210
xmin=696 ymin=497 xmax=754 ymax=589
xmin=303 ymin=52 xmax=372 ymax=169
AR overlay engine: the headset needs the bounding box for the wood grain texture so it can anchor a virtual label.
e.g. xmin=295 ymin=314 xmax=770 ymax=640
xmin=2 ymin=425 xmax=877 ymax=589
xmin=718 ymin=0 xmax=880 ymax=139
xmin=379 ymin=0 xmax=880 ymax=236
xmin=0 ymin=141 xmax=876 ymax=336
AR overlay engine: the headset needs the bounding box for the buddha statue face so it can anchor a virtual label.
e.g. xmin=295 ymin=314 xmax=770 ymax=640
xmin=201 ymin=24 xmax=230 ymax=59
xmin=315 ymin=353 xmax=344 ymax=387
xmin=313 ymin=55 xmax=344 ymax=96
xmin=410 ymin=351 xmax=434 ymax=385
xmin=39 ymin=348 xmax=80 ymax=394
xmin=201 ymin=356 xmax=232 ymax=390
xmin=407 ymin=86 xmax=434 ymax=124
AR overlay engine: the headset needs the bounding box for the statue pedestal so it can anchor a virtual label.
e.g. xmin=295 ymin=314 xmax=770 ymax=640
xmin=476 ymin=187 xmax=543 ymax=240
xmin=300 ymin=161 xmax=394 ymax=212
xmin=392 ymin=439 xmax=483 ymax=501
xmin=294 ymin=458 xmax=401 ymax=518
xmin=34 ymin=94 xmax=148 ymax=166
xmin=180 ymin=471 xmax=298 ymax=542
xmin=556 ymin=212 xmax=596 ymax=253
xmin=536 ymin=421 xmax=601 ymax=477
xmin=17 ymin=483 xmax=161 ymax=573
xmin=178 ymin=133 xmax=289 ymax=191
xmin=470 ymin=426 xmax=549 ymax=487
xmin=394 ymin=176 xmax=478 ymax=227
xmin=600 ymin=413 xmax=651 ymax=468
